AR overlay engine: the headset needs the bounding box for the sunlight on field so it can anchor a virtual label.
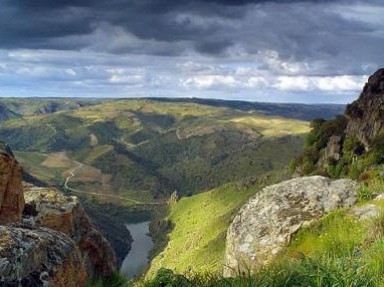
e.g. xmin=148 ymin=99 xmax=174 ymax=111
xmin=41 ymin=152 xmax=72 ymax=168
xmin=228 ymin=116 xmax=309 ymax=137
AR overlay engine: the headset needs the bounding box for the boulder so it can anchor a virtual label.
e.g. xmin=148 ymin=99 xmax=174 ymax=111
xmin=0 ymin=224 xmax=87 ymax=287
xmin=23 ymin=186 xmax=117 ymax=279
xmin=0 ymin=142 xmax=24 ymax=224
xmin=223 ymin=176 xmax=357 ymax=277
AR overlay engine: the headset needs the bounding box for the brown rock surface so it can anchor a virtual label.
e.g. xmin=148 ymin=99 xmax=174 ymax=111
xmin=0 ymin=224 xmax=87 ymax=287
xmin=0 ymin=142 xmax=24 ymax=224
xmin=23 ymin=186 xmax=117 ymax=279
xmin=345 ymin=68 xmax=384 ymax=148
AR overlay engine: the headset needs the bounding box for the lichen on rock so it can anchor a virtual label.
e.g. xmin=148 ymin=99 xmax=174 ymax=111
xmin=0 ymin=224 xmax=87 ymax=287
xmin=223 ymin=176 xmax=357 ymax=277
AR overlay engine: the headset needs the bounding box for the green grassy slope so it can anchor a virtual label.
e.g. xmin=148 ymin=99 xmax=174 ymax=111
xmin=145 ymin=173 xmax=287 ymax=278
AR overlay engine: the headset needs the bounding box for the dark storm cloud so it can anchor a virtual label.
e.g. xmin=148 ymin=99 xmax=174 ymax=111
xmin=0 ymin=0 xmax=355 ymax=51
xmin=0 ymin=0 xmax=383 ymax=102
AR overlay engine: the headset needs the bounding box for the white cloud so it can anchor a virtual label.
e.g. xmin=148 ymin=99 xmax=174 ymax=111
xmin=275 ymin=75 xmax=368 ymax=92
xmin=181 ymin=75 xmax=238 ymax=89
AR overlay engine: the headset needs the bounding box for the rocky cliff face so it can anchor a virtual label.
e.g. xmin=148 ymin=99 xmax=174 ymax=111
xmin=0 ymin=142 xmax=117 ymax=286
xmin=0 ymin=142 xmax=24 ymax=224
xmin=345 ymin=68 xmax=384 ymax=149
xmin=23 ymin=186 xmax=117 ymax=279
xmin=224 ymin=176 xmax=357 ymax=277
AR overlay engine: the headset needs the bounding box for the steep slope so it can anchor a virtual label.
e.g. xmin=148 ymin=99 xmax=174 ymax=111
xmin=146 ymin=173 xmax=288 ymax=277
xmin=345 ymin=68 xmax=384 ymax=148
xmin=292 ymin=68 xmax=384 ymax=178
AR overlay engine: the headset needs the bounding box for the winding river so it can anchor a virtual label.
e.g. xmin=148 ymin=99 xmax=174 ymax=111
xmin=121 ymin=221 xmax=154 ymax=278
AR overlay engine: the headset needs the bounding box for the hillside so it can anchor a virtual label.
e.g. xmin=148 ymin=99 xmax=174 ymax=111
xmin=143 ymin=69 xmax=384 ymax=287
xmin=1 ymin=98 xmax=316 ymax=203
xmin=146 ymin=172 xmax=286 ymax=277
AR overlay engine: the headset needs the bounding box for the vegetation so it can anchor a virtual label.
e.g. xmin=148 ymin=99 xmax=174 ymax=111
xmin=145 ymin=172 xmax=290 ymax=279
xmin=3 ymin=98 xmax=310 ymax=203
xmin=141 ymin=193 xmax=384 ymax=287
xmin=1 ymin=98 xmax=351 ymax=286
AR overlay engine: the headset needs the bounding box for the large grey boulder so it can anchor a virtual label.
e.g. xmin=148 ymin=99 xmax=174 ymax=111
xmin=223 ymin=176 xmax=357 ymax=277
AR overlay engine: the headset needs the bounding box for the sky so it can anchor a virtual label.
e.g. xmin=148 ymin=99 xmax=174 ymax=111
xmin=0 ymin=0 xmax=383 ymax=104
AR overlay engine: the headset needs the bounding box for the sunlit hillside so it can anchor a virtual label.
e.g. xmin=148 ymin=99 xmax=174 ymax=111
xmin=2 ymin=98 xmax=313 ymax=205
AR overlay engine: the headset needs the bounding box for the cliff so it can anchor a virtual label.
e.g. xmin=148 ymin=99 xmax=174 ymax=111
xmin=0 ymin=142 xmax=24 ymax=224
xmin=345 ymin=68 xmax=384 ymax=149
xmin=0 ymin=142 xmax=117 ymax=286
xmin=293 ymin=68 xmax=384 ymax=176
xmin=23 ymin=185 xmax=117 ymax=279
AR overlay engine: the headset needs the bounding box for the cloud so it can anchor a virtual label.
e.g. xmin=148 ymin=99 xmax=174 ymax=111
xmin=0 ymin=0 xmax=382 ymax=102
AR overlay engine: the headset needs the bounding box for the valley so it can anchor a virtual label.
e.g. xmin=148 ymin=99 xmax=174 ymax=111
xmin=0 ymin=97 xmax=344 ymax=280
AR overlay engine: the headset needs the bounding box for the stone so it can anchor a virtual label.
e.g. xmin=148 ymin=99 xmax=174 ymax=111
xmin=223 ymin=176 xmax=357 ymax=277
xmin=0 ymin=224 xmax=87 ymax=287
xmin=351 ymin=204 xmax=381 ymax=220
xmin=23 ymin=186 xmax=117 ymax=279
xmin=374 ymin=193 xmax=384 ymax=201
xmin=0 ymin=142 xmax=24 ymax=224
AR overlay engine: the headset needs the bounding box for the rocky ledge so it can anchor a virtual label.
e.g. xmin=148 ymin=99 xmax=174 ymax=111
xmin=23 ymin=186 xmax=117 ymax=279
xmin=224 ymin=176 xmax=357 ymax=277
xmin=0 ymin=142 xmax=117 ymax=286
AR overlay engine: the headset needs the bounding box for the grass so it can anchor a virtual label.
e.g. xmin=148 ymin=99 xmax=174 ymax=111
xmin=285 ymin=210 xmax=365 ymax=258
xmin=142 ymin=205 xmax=384 ymax=287
xmin=145 ymin=171 xmax=290 ymax=279
xmin=145 ymin=182 xmax=260 ymax=277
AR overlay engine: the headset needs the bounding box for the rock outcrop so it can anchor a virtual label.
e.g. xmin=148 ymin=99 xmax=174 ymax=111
xmin=224 ymin=176 xmax=357 ymax=277
xmin=0 ymin=142 xmax=24 ymax=224
xmin=23 ymin=186 xmax=117 ymax=279
xmin=318 ymin=135 xmax=343 ymax=167
xmin=345 ymin=68 xmax=384 ymax=149
xmin=0 ymin=141 xmax=117 ymax=286
xmin=0 ymin=224 xmax=87 ymax=287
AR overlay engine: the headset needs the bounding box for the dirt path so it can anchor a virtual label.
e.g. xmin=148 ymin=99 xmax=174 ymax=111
xmin=63 ymin=161 xmax=160 ymax=205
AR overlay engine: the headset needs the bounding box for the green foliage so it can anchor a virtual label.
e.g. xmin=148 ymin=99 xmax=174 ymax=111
xmin=86 ymin=271 xmax=128 ymax=287
xmin=305 ymin=115 xmax=347 ymax=150
xmin=293 ymin=115 xmax=348 ymax=176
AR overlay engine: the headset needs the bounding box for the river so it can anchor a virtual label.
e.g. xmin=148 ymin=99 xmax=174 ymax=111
xmin=121 ymin=221 xmax=154 ymax=278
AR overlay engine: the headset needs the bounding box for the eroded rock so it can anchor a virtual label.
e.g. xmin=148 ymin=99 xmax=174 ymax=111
xmin=0 ymin=142 xmax=24 ymax=224
xmin=224 ymin=176 xmax=357 ymax=277
xmin=23 ymin=186 xmax=117 ymax=279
